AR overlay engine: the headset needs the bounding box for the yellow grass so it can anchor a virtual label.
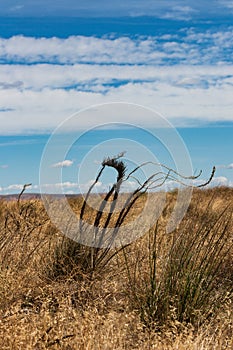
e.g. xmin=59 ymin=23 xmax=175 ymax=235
xmin=0 ymin=187 xmax=232 ymax=349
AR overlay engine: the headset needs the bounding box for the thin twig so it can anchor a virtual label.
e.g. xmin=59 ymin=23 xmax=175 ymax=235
xmin=17 ymin=183 xmax=32 ymax=205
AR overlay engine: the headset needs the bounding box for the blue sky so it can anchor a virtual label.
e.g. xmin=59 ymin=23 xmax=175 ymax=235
xmin=0 ymin=2 xmax=233 ymax=194
xmin=1 ymin=0 xmax=233 ymax=19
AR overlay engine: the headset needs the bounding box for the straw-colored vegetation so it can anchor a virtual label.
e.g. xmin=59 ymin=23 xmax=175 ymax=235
xmin=0 ymin=186 xmax=232 ymax=349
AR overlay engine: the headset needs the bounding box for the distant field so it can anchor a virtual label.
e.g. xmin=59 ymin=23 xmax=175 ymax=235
xmin=0 ymin=187 xmax=232 ymax=349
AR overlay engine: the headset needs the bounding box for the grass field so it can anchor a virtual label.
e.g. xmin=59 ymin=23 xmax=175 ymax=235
xmin=0 ymin=187 xmax=232 ymax=349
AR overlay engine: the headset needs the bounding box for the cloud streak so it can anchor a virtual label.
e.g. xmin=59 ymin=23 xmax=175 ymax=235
xmin=1 ymin=73 xmax=233 ymax=133
xmin=162 ymin=5 xmax=198 ymax=21
xmin=51 ymin=160 xmax=74 ymax=168
xmin=1 ymin=176 xmax=232 ymax=195
xmin=0 ymin=28 xmax=233 ymax=134
xmin=1 ymin=29 xmax=233 ymax=65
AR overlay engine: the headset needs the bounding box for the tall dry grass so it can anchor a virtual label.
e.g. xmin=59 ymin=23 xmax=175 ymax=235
xmin=0 ymin=187 xmax=232 ymax=349
xmin=124 ymin=189 xmax=232 ymax=331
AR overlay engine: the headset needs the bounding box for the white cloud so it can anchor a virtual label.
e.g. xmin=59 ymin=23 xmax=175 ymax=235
xmin=0 ymin=164 xmax=8 ymax=169
xmin=1 ymin=0 xmax=230 ymax=18
xmin=0 ymin=81 xmax=23 ymax=89
xmin=208 ymin=176 xmax=230 ymax=187
xmin=79 ymin=180 xmax=103 ymax=193
xmin=0 ymin=182 xmax=79 ymax=194
xmin=217 ymin=163 xmax=233 ymax=169
xmin=174 ymin=5 xmax=197 ymax=13
xmin=0 ymin=139 xmax=39 ymax=147
xmin=219 ymin=0 xmax=233 ymax=9
xmin=1 ymin=176 xmax=232 ymax=195
xmin=162 ymin=5 xmax=197 ymax=21
xmin=0 ymin=31 xmax=233 ymax=134
xmin=163 ymin=176 xmax=233 ymax=190
xmin=39 ymin=180 xmax=103 ymax=194
xmin=40 ymin=182 xmax=78 ymax=189
xmin=2 ymin=63 xmax=233 ymax=91
xmin=0 ymin=75 xmax=233 ymax=134
xmin=9 ymin=5 xmax=25 ymax=12
xmin=5 ymin=184 xmax=25 ymax=191
xmin=0 ymin=36 xmax=167 ymax=65
xmin=36 ymin=182 xmax=79 ymax=194
xmin=51 ymin=160 xmax=74 ymax=168
xmin=0 ymin=30 xmax=233 ymax=66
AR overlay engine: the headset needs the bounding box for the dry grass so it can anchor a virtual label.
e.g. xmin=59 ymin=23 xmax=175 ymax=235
xmin=0 ymin=187 xmax=232 ymax=349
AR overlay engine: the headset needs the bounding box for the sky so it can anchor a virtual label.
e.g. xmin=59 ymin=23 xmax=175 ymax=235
xmin=1 ymin=0 xmax=233 ymax=18
xmin=0 ymin=1 xmax=233 ymax=194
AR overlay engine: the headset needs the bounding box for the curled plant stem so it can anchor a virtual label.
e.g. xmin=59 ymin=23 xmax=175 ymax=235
xmin=77 ymin=152 xmax=216 ymax=272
